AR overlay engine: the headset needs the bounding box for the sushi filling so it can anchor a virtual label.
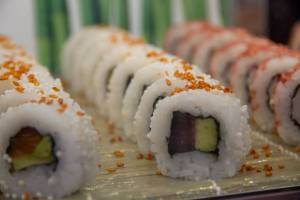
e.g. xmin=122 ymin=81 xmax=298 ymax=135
xmin=291 ymin=85 xmax=300 ymax=127
xmin=6 ymin=127 xmax=56 ymax=172
xmin=168 ymin=112 xmax=220 ymax=156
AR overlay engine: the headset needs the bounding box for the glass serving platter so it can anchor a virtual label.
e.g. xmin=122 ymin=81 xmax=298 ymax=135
xmin=2 ymin=96 xmax=300 ymax=200
xmin=60 ymin=96 xmax=300 ymax=200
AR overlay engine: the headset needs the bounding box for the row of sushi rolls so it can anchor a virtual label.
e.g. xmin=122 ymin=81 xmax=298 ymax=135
xmin=0 ymin=20 xmax=300 ymax=199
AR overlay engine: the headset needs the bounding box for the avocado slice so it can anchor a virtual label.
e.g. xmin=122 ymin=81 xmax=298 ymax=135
xmin=195 ymin=117 xmax=219 ymax=152
xmin=11 ymin=136 xmax=55 ymax=172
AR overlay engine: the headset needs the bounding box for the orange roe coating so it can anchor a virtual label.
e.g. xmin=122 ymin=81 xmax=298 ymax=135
xmin=15 ymin=85 xmax=25 ymax=93
xmin=265 ymin=171 xmax=272 ymax=177
xmin=49 ymin=94 xmax=58 ymax=99
xmin=118 ymin=136 xmax=123 ymax=142
xmin=249 ymin=148 xmax=260 ymax=159
xmin=1 ymin=60 xmax=31 ymax=80
xmin=262 ymin=144 xmax=270 ymax=151
xmin=146 ymin=153 xmax=154 ymax=160
xmin=106 ymin=167 xmax=117 ymax=173
xmin=27 ymin=74 xmax=40 ymax=86
xmin=159 ymin=57 xmax=169 ymax=63
xmin=165 ymin=79 xmax=172 ymax=86
xmin=147 ymin=51 xmax=159 ymax=58
xmin=52 ymin=86 xmax=60 ymax=92
xmin=113 ymin=150 xmax=125 ymax=158
xmin=76 ymin=111 xmax=85 ymax=116
xmin=155 ymin=171 xmax=162 ymax=176
xmin=263 ymin=164 xmax=273 ymax=172
xmin=183 ymin=64 xmax=193 ymax=71
xmin=57 ymin=98 xmax=64 ymax=105
xmin=170 ymin=70 xmax=232 ymax=96
xmin=110 ymin=137 xmax=117 ymax=143
xmin=136 ymin=153 xmax=144 ymax=160
xmin=107 ymin=122 xmax=115 ymax=134
xmin=116 ymin=160 xmax=125 ymax=168
xmin=278 ymin=165 xmax=285 ymax=170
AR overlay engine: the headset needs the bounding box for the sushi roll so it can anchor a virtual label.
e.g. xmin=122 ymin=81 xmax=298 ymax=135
xmin=272 ymin=64 xmax=300 ymax=145
xmin=209 ymin=40 xmax=249 ymax=86
xmin=122 ymin=57 xmax=198 ymax=141
xmin=0 ymin=36 xmax=98 ymax=199
xmin=164 ymin=21 xmax=209 ymax=54
xmin=0 ymin=99 xmax=97 ymax=199
xmin=173 ymin=24 xmax=219 ymax=61
xmin=107 ymin=47 xmax=165 ymax=128
xmin=134 ymin=71 xmax=219 ymax=155
xmin=230 ymin=41 xmax=280 ymax=105
xmin=148 ymin=75 xmax=250 ymax=180
xmin=191 ymin=28 xmax=249 ymax=73
xmin=250 ymin=54 xmax=300 ymax=132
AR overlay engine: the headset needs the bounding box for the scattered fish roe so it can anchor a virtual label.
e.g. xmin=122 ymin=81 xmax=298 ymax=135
xmin=249 ymin=149 xmax=259 ymax=159
xmin=165 ymin=79 xmax=172 ymax=86
xmin=76 ymin=111 xmax=85 ymax=116
xmin=261 ymin=144 xmax=272 ymax=158
xmin=52 ymin=87 xmax=60 ymax=92
xmin=278 ymin=165 xmax=285 ymax=170
xmin=107 ymin=123 xmax=115 ymax=135
xmin=265 ymin=171 xmax=272 ymax=177
xmin=27 ymin=74 xmax=40 ymax=86
xmin=106 ymin=167 xmax=117 ymax=173
xmin=145 ymin=153 xmax=154 ymax=161
xmin=146 ymin=51 xmax=159 ymax=58
xmin=110 ymin=137 xmax=117 ymax=144
xmin=136 ymin=153 xmax=144 ymax=160
xmin=157 ymin=57 xmax=168 ymax=64
xmin=116 ymin=161 xmax=125 ymax=168
xmin=113 ymin=150 xmax=125 ymax=158
xmin=169 ymin=70 xmax=232 ymax=96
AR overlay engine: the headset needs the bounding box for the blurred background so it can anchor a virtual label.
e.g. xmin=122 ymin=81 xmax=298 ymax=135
xmin=0 ymin=0 xmax=299 ymax=74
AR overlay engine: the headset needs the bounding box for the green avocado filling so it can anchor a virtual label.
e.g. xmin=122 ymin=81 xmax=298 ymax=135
xmin=168 ymin=112 xmax=220 ymax=156
xmin=195 ymin=118 xmax=219 ymax=152
xmin=7 ymin=127 xmax=55 ymax=172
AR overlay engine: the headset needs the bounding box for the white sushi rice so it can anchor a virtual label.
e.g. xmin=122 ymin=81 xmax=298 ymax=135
xmin=134 ymin=74 xmax=219 ymax=154
xmin=148 ymin=90 xmax=251 ymax=180
xmin=250 ymin=56 xmax=299 ymax=132
xmin=0 ymin=102 xmax=98 ymax=198
xmin=272 ymin=66 xmax=300 ymax=145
